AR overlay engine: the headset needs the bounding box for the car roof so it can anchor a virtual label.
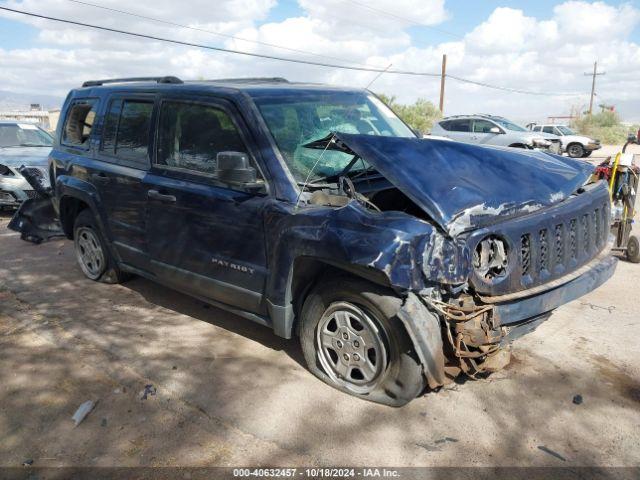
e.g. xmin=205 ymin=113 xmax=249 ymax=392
xmin=440 ymin=114 xmax=502 ymax=121
xmin=70 ymin=77 xmax=368 ymax=98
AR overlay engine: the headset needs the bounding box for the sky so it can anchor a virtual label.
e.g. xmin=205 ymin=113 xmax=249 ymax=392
xmin=0 ymin=0 xmax=639 ymax=123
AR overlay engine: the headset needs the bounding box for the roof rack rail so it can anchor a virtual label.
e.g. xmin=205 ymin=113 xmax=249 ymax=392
xmin=204 ymin=77 xmax=289 ymax=84
xmin=82 ymin=76 xmax=183 ymax=87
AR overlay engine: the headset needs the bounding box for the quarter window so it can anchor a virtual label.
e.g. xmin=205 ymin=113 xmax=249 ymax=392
xmin=62 ymin=100 xmax=98 ymax=147
xmin=157 ymin=101 xmax=252 ymax=175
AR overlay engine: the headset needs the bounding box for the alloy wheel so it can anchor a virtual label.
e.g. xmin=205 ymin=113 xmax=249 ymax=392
xmin=75 ymin=227 xmax=106 ymax=279
xmin=316 ymin=301 xmax=388 ymax=394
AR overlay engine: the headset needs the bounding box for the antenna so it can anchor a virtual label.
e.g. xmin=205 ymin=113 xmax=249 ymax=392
xmin=294 ymin=135 xmax=337 ymax=210
xmin=293 ymin=64 xmax=393 ymax=210
xmin=364 ymin=63 xmax=392 ymax=90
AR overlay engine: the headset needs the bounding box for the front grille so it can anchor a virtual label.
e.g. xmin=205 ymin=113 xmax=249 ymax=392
xmin=581 ymin=214 xmax=589 ymax=254
xmin=555 ymin=224 xmax=564 ymax=265
xmin=519 ymin=202 xmax=609 ymax=282
xmin=539 ymin=228 xmax=549 ymax=272
xmin=521 ymin=234 xmax=531 ymax=275
xmin=469 ymin=184 xmax=612 ymax=296
xmin=569 ymin=219 xmax=577 ymax=260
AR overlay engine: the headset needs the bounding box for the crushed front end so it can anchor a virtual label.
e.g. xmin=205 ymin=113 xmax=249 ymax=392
xmin=418 ymin=181 xmax=617 ymax=381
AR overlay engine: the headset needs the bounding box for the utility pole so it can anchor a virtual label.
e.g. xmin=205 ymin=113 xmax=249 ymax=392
xmin=584 ymin=61 xmax=605 ymax=115
xmin=439 ymin=53 xmax=447 ymax=114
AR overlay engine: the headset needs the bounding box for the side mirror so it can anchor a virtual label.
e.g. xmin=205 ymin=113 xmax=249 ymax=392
xmin=215 ymin=151 xmax=263 ymax=191
xmin=489 ymin=126 xmax=502 ymax=134
xmin=627 ymin=132 xmax=638 ymax=144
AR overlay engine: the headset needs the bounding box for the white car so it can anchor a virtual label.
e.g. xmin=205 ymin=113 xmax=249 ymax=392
xmin=528 ymin=124 xmax=601 ymax=158
xmin=0 ymin=121 xmax=52 ymax=209
xmin=431 ymin=115 xmax=562 ymax=153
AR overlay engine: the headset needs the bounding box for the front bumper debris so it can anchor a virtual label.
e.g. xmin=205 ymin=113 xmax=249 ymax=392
xmin=419 ymin=251 xmax=617 ymax=382
xmin=8 ymin=196 xmax=64 ymax=243
xmin=7 ymin=166 xmax=64 ymax=243
xmin=0 ymin=190 xmax=21 ymax=207
xmin=489 ymin=252 xmax=617 ymax=325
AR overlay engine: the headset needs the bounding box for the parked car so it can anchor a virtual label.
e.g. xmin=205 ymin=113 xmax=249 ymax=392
xmin=10 ymin=77 xmax=616 ymax=406
xmin=0 ymin=121 xmax=52 ymax=209
xmin=528 ymin=124 xmax=601 ymax=158
xmin=431 ymin=114 xmax=562 ymax=153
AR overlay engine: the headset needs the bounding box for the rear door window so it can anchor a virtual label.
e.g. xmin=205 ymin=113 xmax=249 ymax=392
xmin=542 ymin=126 xmax=555 ymax=134
xmin=100 ymin=98 xmax=154 ymax=168
xmin=447 ymin=119 xmax=471 ymax=132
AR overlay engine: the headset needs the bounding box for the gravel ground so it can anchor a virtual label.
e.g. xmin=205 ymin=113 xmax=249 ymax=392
xmin=0 ymin=198 xmax=639 ymax=468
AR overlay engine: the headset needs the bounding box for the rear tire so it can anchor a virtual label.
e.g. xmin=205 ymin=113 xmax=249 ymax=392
xmin=73 ymin=209 xmax=130 ymax=283
xmin=299 ymin=276 xmax=425 ymax=406
xmin=567 ymin=143 xmax=585 ymax=158
xmin=627 ymin=235 xmax=640 ymax=263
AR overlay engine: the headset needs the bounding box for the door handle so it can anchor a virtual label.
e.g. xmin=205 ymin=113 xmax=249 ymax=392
xmin=148 ymin=189 xmax=176 ymax=203
xmin=91 ymin=172 xmax=109 ymax=183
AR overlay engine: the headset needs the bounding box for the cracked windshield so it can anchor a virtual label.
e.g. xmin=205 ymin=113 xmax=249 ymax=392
xmin=254 ymin=91 xmax=415 ymax=182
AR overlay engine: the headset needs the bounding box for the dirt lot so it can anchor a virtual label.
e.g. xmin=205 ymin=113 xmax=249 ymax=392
xmin=1 ymin=203 xmax=639 ymax=468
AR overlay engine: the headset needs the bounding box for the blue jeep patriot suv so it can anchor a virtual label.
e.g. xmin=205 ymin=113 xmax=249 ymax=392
xmin=10 ymin=76 xmax=617 ymax=406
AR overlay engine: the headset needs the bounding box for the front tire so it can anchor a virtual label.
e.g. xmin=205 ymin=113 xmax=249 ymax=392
xmin=299 ymin=276 xmax=425 ymax=406
xmin=582 ymin=151 xmax=592 ymax=158
xmin=73 ymin=209 xmax=130 ymax=283
xmin=567 ymin=143 xmax=585 ymax=158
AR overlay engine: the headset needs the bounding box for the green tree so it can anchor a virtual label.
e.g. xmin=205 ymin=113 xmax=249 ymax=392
xmin=571 ymin=109 xmax=639 ymax=145
xmin=377 ymin=94 xmax=442 ymax=135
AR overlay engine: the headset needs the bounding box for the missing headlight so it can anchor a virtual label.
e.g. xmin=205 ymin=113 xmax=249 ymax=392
xmin=473 ymin=235 xmax=508 ymax=281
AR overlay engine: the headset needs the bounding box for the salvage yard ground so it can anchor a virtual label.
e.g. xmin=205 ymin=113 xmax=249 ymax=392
xmin=1 ymin=145 xmax=639 ymax=468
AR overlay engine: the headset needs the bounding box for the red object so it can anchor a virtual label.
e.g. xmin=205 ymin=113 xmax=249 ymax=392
xmin=594 ymin=164 xmax=612 ymax=181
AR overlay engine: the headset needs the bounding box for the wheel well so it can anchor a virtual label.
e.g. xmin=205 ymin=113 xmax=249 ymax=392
xmin=567 ymin=142 xmax=583 ymax=150
xmin=59 ymin=196 xmax=89 ymax=239
xmin=289 ymin=257 xmax=393 ymax=326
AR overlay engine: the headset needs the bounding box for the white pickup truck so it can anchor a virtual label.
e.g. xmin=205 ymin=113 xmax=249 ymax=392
xmin=528 ymin=124 xmax=601 ymax=158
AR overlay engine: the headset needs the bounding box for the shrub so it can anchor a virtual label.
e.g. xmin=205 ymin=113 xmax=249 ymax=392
xmin=571 ymin=110 xmax=638 ymax=145
xmin=376 ymin=94 xmax=441 ymax=135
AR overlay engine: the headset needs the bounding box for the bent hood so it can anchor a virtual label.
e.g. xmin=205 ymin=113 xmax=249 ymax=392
xmin=0 ymin=146 xmax=51 ymax=167
xmin=329 ymin=133 xmax=594 ymax=236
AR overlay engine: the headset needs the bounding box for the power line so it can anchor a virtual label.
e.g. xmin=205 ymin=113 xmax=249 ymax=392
xmin=0 ymin=6 xmax=440 ymax=77
xmin=0 ymin=5 xmax=589 ymax=98
xmin=66 ymin=0 xmax=371 ymax=68
xmin=446 ymin=74 xmax=584 ymax=97
xmin=341 ymin=0 xmax=463 ymax=39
